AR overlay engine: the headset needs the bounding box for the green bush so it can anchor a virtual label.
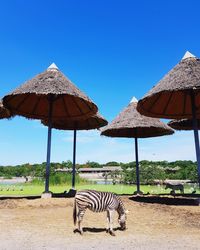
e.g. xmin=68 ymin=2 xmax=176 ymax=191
xmin=31 ymin=178 xmax=44 ymax=185
xmin=0 ymin=160 xmax=199 ymax=184
xmin=49 ymin=173 xmax=90 ymax=185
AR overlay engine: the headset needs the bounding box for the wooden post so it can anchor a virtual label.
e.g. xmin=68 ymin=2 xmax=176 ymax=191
xmin=44 ymin=95 xmax=53 ymax=193
xmin=135 ymin=137 xmax=140 ymax=193
xmin=72 ymin=129 xmax=77 ymax=189
xmin=190 ymin=90 xmax=200 ymax=188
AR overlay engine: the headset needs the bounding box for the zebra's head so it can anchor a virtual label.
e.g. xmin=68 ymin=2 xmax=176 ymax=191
xmin=118 ymin=213 xmax=126 ymax=231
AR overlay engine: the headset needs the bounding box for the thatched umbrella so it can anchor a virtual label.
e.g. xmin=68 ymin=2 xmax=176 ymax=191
xmin=168 ymin=119 xmax=200 ymax=131
xmin=42 ymin=113 xmax=107 ymax=189
xmin=137 ymin=51 xmax=200 ymax=186
xmin=0 ymin=100 xmax=13 ymax=166
xmin=101 ymin=97 xmax=174 ymax=194
xmin=0 ymin=99 xmax=12 ymax=119
xmin=3 ymin=63 xmax=98 ymax=194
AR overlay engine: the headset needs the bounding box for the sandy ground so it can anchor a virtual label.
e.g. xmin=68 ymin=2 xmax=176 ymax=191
xmin=0 ymin=196 xmax=200 ymax=250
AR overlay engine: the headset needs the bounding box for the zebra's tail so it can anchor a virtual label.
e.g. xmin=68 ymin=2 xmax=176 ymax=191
xmin=73 ymin=199 xmax=77 ymax=225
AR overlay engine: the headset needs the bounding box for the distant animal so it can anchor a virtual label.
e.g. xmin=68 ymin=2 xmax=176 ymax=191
xmin=73 ymin=190 xmax=127 ymax=236
xmin=165 ymin=183 xmax=184 ymax=194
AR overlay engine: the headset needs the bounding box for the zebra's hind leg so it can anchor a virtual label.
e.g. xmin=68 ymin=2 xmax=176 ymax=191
xmin=106 ymin=210 xmax=116 ymax=236
xmin=77 ymin=209 xmax=85 ymax=235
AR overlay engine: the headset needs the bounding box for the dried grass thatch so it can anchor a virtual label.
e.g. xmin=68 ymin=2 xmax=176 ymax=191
xmin=41 ymin=112 xmax=108 ymax=130
xmin=3 ymin=64 xmax=98 ymax=120
xmin=137 ymin=52 xmax=200 ymax=119
xmin=168 ymin=119 xmax=200 ymax=131
xmin=101 ymin=100 xmax=174 ymax=138
xmin=0 ymin=100 xmax=12 ymax=119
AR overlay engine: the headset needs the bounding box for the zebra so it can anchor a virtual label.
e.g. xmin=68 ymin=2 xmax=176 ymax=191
xmin=73 ymin=190 xmax=127 ymax=236
xmin=165 ymin=183 xmax=184 ymax=194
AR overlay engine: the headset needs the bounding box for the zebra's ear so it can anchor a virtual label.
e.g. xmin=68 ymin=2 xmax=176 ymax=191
xmin=125 ymin=210 xmax=129 ymax=214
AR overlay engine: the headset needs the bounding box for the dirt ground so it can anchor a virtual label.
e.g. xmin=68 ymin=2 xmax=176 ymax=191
xmin=0 ymin=196 xmax=200 ymax=250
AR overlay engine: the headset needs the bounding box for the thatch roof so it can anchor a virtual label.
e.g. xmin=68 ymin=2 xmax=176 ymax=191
xmin=0 ymin=100 xmax=12 ymax=119
xmin=3 ymin=64 xmax=98 ymax=120
xmin=168 ymin=119 xmax=200 ymax=130
xmin=41 ymin=112 xmax=108 ymax=130
xmin=137 ymin=52 xmax=200 ymax=119
xmin=101 ymin=99 xmax=174 ymax=138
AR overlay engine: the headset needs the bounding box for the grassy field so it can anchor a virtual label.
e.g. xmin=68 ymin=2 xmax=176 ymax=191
xmin=0 ymin=183 xmax=199 ymax=196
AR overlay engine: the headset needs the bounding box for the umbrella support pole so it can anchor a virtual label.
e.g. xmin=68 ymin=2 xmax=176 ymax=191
xmin=72 ymin=129 xmax=77 ymax=189
xmin=191 ymin=91 xmax=200 ymax=188
xmin=44 ymin=97 xmax=53 ymax=194
xmin=134 ymin=138 xmax=143 ymax=195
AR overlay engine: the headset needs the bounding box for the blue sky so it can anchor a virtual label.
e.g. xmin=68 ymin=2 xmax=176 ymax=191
xmin=0 ymin=0 xmax=199 ymax=165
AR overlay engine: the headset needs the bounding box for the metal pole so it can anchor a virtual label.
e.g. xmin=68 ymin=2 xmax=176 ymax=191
xmin=72 ymin=129 xmax=77 ymax=189
xmin=44 ymin=96 xmax=53 ymax=193
xmin=190 ymin=90 xmax=200 ymax=188
xmin=135 ymin=137 xmax=140 ymax=193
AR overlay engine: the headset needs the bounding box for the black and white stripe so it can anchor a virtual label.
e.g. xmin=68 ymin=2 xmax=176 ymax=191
xmin=73 ymin=190 xmax=127 ymax=236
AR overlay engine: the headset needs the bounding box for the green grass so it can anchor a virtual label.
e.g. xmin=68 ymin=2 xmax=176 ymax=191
xmin=0 ymin=183 xmax=199 ymax=196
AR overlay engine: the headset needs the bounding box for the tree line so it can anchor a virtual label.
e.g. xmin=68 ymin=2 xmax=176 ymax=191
xmin=0 ymin=160 xmax=198 ymax=184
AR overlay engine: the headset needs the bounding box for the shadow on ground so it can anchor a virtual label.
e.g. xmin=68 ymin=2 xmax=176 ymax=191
xmin=74 ymin=226 xmax=123 ymax=234
xmin=129 ymin=194 xmax=200 ymax=206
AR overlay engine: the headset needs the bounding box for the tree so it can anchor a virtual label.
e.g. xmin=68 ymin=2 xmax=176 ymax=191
xmin=61 ymin=160 xmax=73 ymax=168
xmin=85 ymin=161 xmax=101 ymax=168
xmin=105 ymin=161 xmax=120 ymax=166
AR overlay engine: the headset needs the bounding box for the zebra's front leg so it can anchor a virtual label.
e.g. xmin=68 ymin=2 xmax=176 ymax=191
xmin=106 ymin=210 xmax=115 ymax=236
xmin=77 ymin=209 xmax=85 ymax=235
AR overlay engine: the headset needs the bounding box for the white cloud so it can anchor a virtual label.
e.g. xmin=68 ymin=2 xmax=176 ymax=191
xmin=72 ymin=130 xmax=197 ymax=163
xmin=0 ymin=122 xmax=198 ymax=165
xmin=61 ymin=130 xmax=101 ymax=143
